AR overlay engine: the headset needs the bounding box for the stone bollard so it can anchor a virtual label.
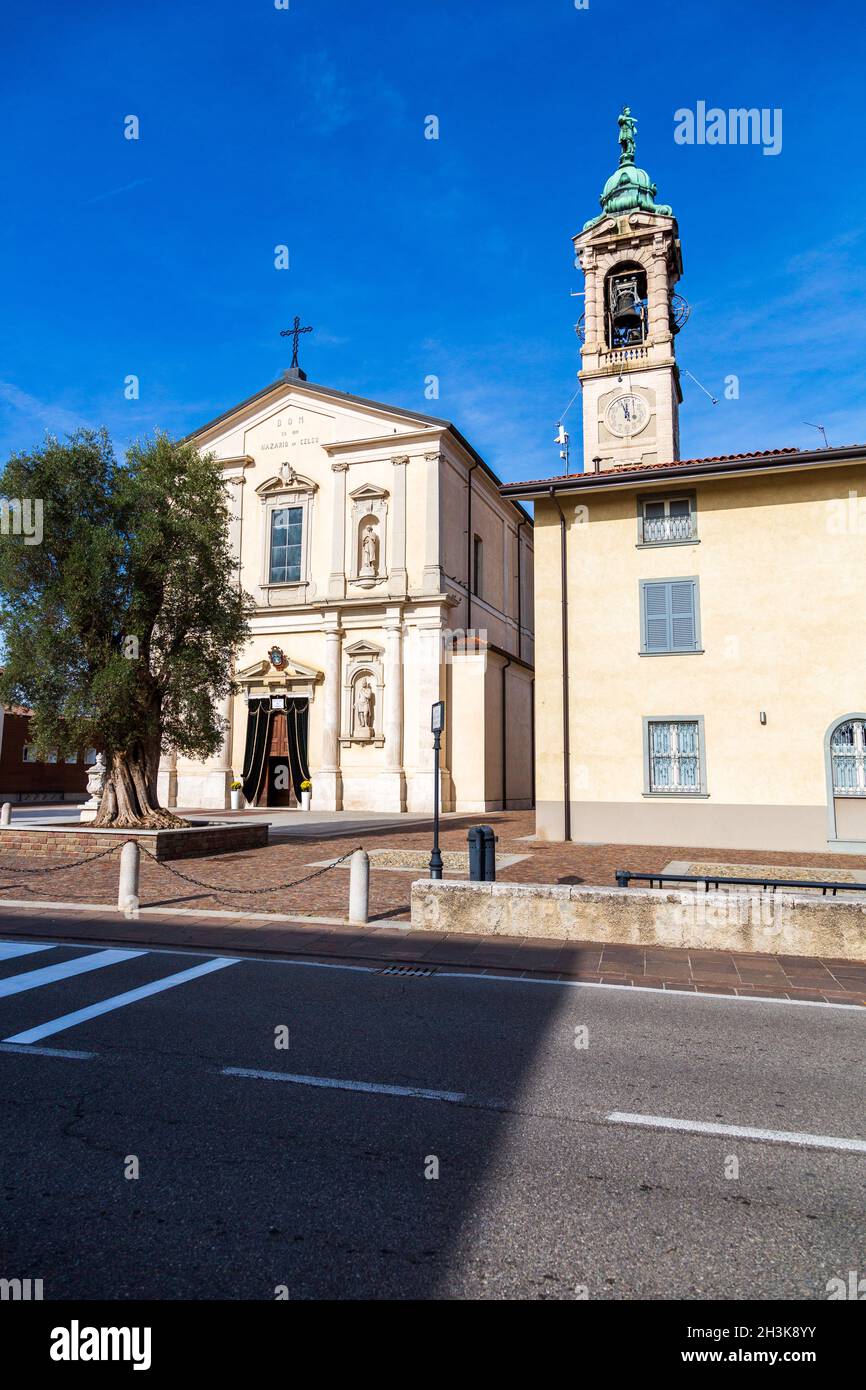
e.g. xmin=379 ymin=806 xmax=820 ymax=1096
xmin=348 ymin=849 xmax=369 ymax=925
xmin=0 ymin=803 xmax=10 ymax=826
xmin=117 ymin=840 xmax=141 ymax=918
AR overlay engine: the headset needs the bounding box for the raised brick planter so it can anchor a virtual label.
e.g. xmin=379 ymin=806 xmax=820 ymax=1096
xmin=0 ymin=820 xmax=269 ymax=863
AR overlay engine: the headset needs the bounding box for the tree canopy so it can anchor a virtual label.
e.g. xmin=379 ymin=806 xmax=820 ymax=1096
xmin=0 ymin=429 xmax=252 ymax=827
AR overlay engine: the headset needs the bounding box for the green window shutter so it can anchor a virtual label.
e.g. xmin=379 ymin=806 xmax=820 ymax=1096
xmin=670 ymin=580 xmax=697 ymax=650
xmin=643 ymin=581 xmax=670 ymax=651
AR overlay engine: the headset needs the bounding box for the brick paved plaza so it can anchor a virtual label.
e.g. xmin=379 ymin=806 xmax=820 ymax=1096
xmin=4 ymin=807 xmax=866 ymax=921
xmin=0 ymin=808 xmax=864 ymax=1005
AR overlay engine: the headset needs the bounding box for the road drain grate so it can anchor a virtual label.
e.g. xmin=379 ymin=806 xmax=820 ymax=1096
xmin=378 ymin=965 xmax=439 ymax=977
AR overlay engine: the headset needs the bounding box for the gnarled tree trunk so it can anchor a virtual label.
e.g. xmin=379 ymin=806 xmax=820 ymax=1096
xmin=93 ymin=739 xmax=189 ymax=830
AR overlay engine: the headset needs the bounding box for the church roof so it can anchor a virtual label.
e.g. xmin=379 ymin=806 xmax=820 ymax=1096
xmin=500 ymin=445 xmax=866 ymax=497
xmin=182 ymin=374 xmax=532 ymax=524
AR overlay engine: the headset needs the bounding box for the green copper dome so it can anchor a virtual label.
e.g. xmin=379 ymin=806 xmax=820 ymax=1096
xmin=583 ymin=107 xmax=673 ymax=230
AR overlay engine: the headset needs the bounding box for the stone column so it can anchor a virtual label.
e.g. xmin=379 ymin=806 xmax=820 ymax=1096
xmin=316 ymin=621 xmax=344 ymax=810
xmin=328 ymin=462 xmax=348 ymax=598
xmin=422 ymin=452 xmax=442 ymax=594
xmin=157 ymin=748 xmax=178 ymax=808
xmin=648 ymin=239 xmax=671 ymax=343
xmin=379 ymin=614 xmax=406 ymax=811
xmin=581 ymin=248 xmax=600 ymax=351
xmin=389 ymin=455 xmax=408 ymax=598
xmin=405 ymin=617 xmax=453 ymax=813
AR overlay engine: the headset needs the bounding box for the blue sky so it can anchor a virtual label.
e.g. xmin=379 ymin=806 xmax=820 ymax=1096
xmin=1 ymin=0 xmax=864 ymax=483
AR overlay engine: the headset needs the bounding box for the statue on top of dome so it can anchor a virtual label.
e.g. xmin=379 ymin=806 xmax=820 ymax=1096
xmin=618 ymin=105 xmax=637 ymax=165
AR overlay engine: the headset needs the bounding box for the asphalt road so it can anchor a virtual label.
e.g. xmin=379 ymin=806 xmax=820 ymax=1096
xmin=0 ymin=936 xmax=863 ymax=1300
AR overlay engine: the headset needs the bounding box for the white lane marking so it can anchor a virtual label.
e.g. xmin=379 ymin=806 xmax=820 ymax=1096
xmin=0 ymin=948 xmax=144 ymax=999
xmin=3 ymin=957 xmax=240 ymax=1044
xmin=0 ymin=937 xmax=862 ymax=1014
xmin=607 ymin=1111 xmax=866 ymax=1154
xmin=0 ymin=942 xmax=56 ymax=961
xmin=433 ymin=971 xmax=866 ymax=1013
xmin=0 ymin=1041 xmax=95 ymax=1060
xmin=223 ymin=1066 xmax=465 ymax=1104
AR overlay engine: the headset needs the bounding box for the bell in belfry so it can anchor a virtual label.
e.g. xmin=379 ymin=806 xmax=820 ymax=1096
xmin=610 ymin=276 xmax=643 ymax=336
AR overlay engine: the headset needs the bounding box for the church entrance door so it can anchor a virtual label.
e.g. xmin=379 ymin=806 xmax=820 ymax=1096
xmin=241 ymin=697 xmax=310 ymax=808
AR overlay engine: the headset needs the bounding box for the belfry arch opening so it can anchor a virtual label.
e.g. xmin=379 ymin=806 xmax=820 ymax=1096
xmin=605 ymin=261 xmax=648 ymax=349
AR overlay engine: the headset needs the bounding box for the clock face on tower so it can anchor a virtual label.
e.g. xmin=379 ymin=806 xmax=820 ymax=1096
xmin=605 ymin=392 xmax=650 ymax=438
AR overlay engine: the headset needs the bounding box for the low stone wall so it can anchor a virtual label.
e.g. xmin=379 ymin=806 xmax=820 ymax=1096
xmin=0 ymin=821 xmax=269 ymax=863
xmin=410 ymin=879 xmax=866 ymax=962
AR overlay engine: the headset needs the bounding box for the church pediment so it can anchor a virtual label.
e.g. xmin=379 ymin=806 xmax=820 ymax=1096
xmin=255 ymin=469 xmax=318 ymax=496
xmin=344 ymin=639 xmax=384 ymax=659
xmin=236 ymin=655 xmax=323 ymax=684
xmin=349 ymin=482 xmax=389 ymax=501
xmin=185 ymin=375 xmax=450 ymax=460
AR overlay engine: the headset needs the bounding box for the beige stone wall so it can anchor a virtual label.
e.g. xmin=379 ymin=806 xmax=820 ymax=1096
xmin=411 ymin=879 xmax=866 ymax=962
xmin=173 ymin=380 xmax=533 ymax=812
xmin=533 ymin=461 xmax=866 ymax=852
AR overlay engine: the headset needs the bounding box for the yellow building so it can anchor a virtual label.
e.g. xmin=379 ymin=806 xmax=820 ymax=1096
xmin=502 ymin=111 xmax=866 ymax=854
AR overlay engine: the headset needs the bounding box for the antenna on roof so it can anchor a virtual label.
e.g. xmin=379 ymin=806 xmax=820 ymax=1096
xmin=554 ymin=384 xmax=582 ymax=475
xmin=682 ymin=368 xmax=718 ymax=406
xmin=554 ymin=422 xmax=570 ymax=471
xmin=804 ymin=421 xmax=830 ymax=448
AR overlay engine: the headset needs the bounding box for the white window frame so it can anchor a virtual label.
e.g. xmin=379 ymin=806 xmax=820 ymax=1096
xmin=256 ymin=473 xmax=317 ymax=602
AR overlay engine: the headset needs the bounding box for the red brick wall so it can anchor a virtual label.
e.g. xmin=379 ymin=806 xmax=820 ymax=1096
xmin=0 ymin=712 xmax=89 ymax=799
xmin=0 ymin=823 xmax=269 ymax=862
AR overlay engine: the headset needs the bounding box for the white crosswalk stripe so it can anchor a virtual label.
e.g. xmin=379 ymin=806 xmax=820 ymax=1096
xmin=0 ymin=947 xmax=144 ymax=999
xmin=4 ymin=956 xmax=240 ymax=1045
xmin=0 ymin=941 xmax=57 ymax=961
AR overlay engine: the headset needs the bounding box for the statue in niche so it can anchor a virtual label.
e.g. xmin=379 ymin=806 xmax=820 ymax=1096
xmin=360 ymin=522 xmax=379 ymax=577
xmin=354 ymin=678 xmax=375 ymax=737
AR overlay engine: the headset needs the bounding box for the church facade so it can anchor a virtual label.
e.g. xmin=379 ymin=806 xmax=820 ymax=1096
xmin=502 ymin=110 xmax=866 ymax=854
xmin=162 ymin=373 xmax=534 ymax=814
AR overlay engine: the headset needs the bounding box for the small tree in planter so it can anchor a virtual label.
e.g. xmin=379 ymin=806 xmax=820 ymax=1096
xmin=0 ymin=430 xmax=252 ymax=829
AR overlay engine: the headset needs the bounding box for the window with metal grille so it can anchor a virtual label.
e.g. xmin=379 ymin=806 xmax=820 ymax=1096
xmin=640 ymin=495 xmax=695 ymax=544
xmin=640 ymin=578 xmax=700 ymax=653
xmin=646 ymin=719 xmax=703 ymax=794
xmin=831 ymin=719 xmax=866 ymax=796
xmin=269 ymin=506 xmax=303 ymax=584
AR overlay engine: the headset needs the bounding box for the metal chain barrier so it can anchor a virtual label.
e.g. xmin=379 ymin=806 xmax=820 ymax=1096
xmin=0 ymin=840 xmax=123 ymax=877
xmin=134 ymin=842 xmax=363 ymax=897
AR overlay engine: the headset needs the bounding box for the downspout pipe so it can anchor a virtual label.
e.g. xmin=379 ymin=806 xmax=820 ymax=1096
xmin=550 ymin=489 xmax=571 ymax=841
xmin=466 ymin=460 xmax=478 ymax=632
xmin=501 ymin=656 xmax=511 ymax=811
xmin=516 ymin=517 xmax=526 ymax=660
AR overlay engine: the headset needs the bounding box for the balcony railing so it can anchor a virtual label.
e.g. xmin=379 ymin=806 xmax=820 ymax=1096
xmin=640 ymin=513 xmax=694 ymax=544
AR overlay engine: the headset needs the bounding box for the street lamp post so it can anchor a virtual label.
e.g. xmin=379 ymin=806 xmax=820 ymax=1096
xmin=429 ymin=700 xmax=444 ymax=880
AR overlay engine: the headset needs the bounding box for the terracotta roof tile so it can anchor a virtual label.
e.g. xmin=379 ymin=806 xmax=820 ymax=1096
xmin=501 ymin=445 xmax=866 ymax=491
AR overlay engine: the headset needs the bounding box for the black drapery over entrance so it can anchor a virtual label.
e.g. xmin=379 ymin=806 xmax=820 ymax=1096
xmin=241 ymin=697 xmax=310 ymax=806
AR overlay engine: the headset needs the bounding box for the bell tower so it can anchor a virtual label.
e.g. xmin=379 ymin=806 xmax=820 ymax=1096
xmin=574 ymin=107 xmax=686 ymax=472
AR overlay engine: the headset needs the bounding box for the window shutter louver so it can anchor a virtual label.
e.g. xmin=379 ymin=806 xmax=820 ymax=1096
xmin=670 ymin=581 xmax=696 ymax=650
xmin=644 ymin=582 xmax=670 ymax=651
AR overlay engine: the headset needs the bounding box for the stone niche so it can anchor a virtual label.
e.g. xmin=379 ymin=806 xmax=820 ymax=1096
xmin=341 ymin=640 xmax=384 ymax=746
xmin=348 ymin=484 xmax=388 ymax=589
